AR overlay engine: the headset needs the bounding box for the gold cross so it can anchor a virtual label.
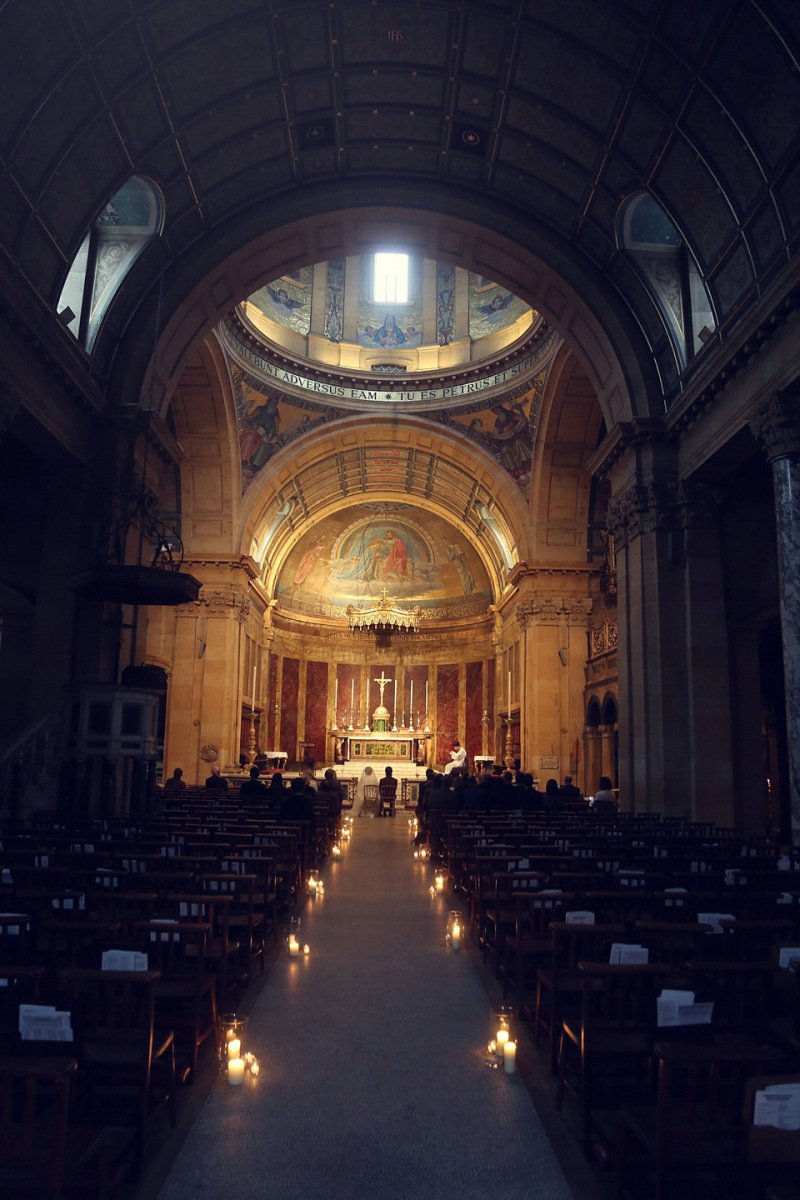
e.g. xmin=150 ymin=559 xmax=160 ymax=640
xmin=373 ymin=670 xmax=393 ymax=705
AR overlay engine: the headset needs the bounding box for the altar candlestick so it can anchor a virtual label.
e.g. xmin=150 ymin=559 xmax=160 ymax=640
xmin=425 ymin=680 xmax=428 ymax=713
xmin=507 ymin=669 xmax=511 ymax=716
xmin=394 ymin=678 xmax=397 ymax=716
xmin=350 ymin=678 xmax=354 ymax=711
xmin=410 ymin=680 xmax=414 ymax=712
xmin=253 ymin=664 xmax=257 ymax=705
xmin=335 ymin=676 xmax=338 ymax=716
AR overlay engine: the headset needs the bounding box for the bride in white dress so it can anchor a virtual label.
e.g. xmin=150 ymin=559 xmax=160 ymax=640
xmin=352 ymin=765 xmax=377 ymax=817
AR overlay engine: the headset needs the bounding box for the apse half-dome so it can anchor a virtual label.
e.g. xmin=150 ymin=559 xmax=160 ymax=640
xmin=276 ymin=504 xmax=493 ymax=623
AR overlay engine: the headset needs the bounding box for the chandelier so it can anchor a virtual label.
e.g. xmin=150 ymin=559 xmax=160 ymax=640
xmin=347 ymin=588 xmax=421 ymax=636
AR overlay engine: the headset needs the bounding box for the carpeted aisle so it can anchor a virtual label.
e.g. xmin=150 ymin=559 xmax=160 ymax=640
xmin=157 ymin=818 xmax=576 ymax=1200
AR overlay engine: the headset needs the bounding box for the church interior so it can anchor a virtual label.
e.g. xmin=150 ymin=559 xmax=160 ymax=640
xmin=1 ymin=2 xmax=799 ymax=1197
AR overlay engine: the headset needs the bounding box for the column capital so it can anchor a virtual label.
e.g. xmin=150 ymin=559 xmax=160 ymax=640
xmin=515 ymin=594 xmax=593 ymax=628
xmin=606 ymin=479 xmax=722 ymax=549
xmin=177 ymin=586 xmax=251 ymax=623
xmin=749 ymin=386 xmax=800 ymax=463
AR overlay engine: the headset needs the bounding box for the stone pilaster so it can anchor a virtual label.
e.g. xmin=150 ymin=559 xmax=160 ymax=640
xmin=750 ymin=386 xmax=800 ymax=843
xmin=606 ymin=476 xmax=728 ymax=818
xmin=514 ymin=588 xmax=592 ymax=787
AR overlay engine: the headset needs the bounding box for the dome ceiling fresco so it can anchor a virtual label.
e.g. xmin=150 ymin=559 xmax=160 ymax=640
xmin=275 ymin=503 xmax=493 ymax=622
xmin=243 ymin=258 xmax=534 ymax=357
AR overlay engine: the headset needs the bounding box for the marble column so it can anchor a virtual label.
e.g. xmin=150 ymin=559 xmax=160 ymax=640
xmin=750 ymin=388 xmax=800 ymax=843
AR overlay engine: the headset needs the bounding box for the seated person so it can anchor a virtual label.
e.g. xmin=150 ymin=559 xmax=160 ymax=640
xmin=267 ymin=771 xmax=287 ymax=799
xmin=240 ymin=765 xmax=268 ymax=800
xmin=378 ymin=766 xmax=398 ymax=816
xmin=592 ymin=776 xmax=617 ymax=812
xmin=205 ymin=764 xmax=228 ymax=791
xmin=559 ymin=774 xmax=582 ymax=799
xmin=279 ymin=776 xmax=316 ymax=824
xmin=443 ymin=740 xmax=466 ymax=775
xmin=164 ymin=767 xmax=187 ymax=790
xmin=317 ymin=768 xmax=344 ymax=818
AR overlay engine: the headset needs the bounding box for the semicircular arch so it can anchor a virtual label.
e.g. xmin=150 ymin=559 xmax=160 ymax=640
xmin=109 ymin=187 xmax=661 ymax=430
xmin=239 ymin=415 xmax=531 ymax=604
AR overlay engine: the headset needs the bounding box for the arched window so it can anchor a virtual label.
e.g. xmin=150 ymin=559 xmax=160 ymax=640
xmin=618 ymin=193 xmax=716 ymax=370
xmin=57 ymin=176 xmax=163 ymax=352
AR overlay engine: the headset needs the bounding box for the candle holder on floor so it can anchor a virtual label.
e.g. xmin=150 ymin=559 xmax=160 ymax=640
xmin=445 ymin=911 xmax=463 ymax=950
xmin=218 ymin=1013 xmax=249 ymax=1073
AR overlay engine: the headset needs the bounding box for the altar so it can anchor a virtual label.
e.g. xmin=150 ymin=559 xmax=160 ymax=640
xmin=330 ymin=730 xmax=429 ymax=767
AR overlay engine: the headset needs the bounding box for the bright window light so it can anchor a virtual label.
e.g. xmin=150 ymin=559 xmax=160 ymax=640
xmin=374 ymin=253 xmax=409 ymax=304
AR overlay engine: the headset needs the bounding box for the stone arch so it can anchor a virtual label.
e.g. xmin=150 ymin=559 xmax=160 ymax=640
xmin=107 ymin=188 xmax=661 ymax=431
xmin=237 ymin=414 xmax=533 ymax=603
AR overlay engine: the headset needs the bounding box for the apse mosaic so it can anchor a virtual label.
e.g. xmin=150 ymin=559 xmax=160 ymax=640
xmin=275 ymin=505 xmax=493 ymax=621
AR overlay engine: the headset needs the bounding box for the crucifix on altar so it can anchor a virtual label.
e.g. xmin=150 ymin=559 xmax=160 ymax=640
xmin=371 ymin=669 xmax=393 ymax=733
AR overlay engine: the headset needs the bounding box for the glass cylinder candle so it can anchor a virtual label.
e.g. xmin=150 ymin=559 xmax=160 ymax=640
xmin=217 ymin=1013 xmax=249 ymax=1073
xmin=446 ymin=911 xmax=463 ymax=949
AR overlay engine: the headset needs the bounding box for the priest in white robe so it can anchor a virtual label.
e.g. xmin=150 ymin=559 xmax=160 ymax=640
xmin=443 ymin=740 xmax=467 ymax=774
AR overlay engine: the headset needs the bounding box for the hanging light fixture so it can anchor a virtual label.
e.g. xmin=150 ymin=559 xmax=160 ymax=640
xmin=346 ymin=587 xmax=421 ymax=636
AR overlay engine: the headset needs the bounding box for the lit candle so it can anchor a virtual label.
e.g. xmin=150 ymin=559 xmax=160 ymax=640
xmin=496 ymin=1029 xmax=509 ymax=1048
xmin=435 ymin=874 xmax=444 ymax=892
xmin=394 ymin=678 xmax=397 ymax=718
xmin=350 ymin=678 xmax=354 ymax=711
xmin=253 ymin=663 xmax=257 ymax=703
xmin=228 ymin=1057 xmax=245 ymax=1085
xmin=425 ymin=679 xmax=428 ymax=716
xmin=451 ymin=922 xmax=461 ymax=949
xmin=507 ymin=669 xmax=511 ymax=716
xmin=410 ymin=680 xmax=414 ymax=713
xmin=504 ymin=1041 xmax=517 ymax=1074
xmin=334 ymin=676 xmax=338 ymax=716
xmin=228 ymin=1037 xmax=241 ymax=1061
xmin=303 ymin=944 xmax=310 ymax=955
xmin=289 ymin=937 xmax=299 ymax=957
xmin=249 ymin=1059 xmax=260 ymax=1077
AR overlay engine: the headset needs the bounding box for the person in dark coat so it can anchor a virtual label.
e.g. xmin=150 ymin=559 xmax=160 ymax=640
xmin=205 ymin=764 xmax=228 ymax=791
xmin=240 ymin=766 xmax=268 ymax=800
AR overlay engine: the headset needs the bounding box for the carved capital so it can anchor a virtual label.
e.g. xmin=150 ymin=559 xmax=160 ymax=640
xmin=176 ymin=586 xmax=251 ymax=623
xmin=749 ymin=387 xmax=800 ymax=463
xmin=516 ymin=593 xmax=592 ymax=627
xmin=606 ymin=478 xmax=721 ymax=548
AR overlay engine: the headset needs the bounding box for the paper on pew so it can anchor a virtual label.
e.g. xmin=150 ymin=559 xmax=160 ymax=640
xmin=610 ymin=943 xmax=648 ymax=964
xmin=658 ymin=989 xmax=714 ymax=1026
xmin=753 ymin=1083 xmax=800 ymax=1130
xmin=18 ymin=1003 xmax=73 ymax=1041
xmin=101 ymin=949 xmax=148 ymax=971
xmin=697 ymin=912 xmax=736 ymax=934
xmin=565 ymin=910 xmax=595 ymax=924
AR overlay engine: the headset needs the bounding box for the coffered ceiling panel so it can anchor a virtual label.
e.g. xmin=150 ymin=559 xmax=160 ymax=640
xmin=0 ymin=0 xmax=797 ymax=400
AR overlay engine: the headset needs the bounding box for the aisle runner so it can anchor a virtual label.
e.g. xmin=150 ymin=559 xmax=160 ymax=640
xmin=157 ymin=820 xmax=574 ymax=1200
